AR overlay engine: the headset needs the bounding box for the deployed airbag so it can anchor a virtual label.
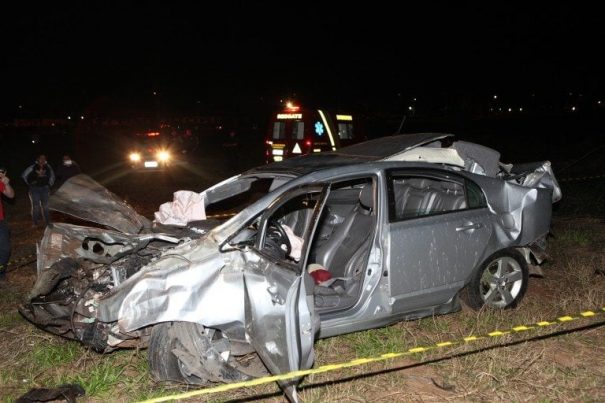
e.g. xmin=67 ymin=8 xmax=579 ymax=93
xmin=154 ymin=190 xmax=207 ymax=226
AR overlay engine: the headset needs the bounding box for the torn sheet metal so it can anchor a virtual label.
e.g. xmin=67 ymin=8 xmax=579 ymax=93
xmin=50 ymin=174 xmax=151 ymax=233
xmin=384 ymin=146 xmax=466 ymax=167
xmin=37 ymin=223 xmax=180 ymax=271
xmin=96 ymin=237 xmax=246 ymax=335
xmin=519 ymin=161 xmax=562 ymax=203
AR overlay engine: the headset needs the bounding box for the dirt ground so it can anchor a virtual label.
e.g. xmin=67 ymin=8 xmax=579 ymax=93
xmin=1 ymin=177 xmax=604 ymax=402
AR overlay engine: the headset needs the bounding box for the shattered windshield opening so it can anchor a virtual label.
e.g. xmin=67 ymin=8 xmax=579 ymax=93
xmin=258 ymin=192 xmax=320 ymax=263
xmin=204 ymin=176 xmax=288 ymax=217
xmin=226 ymin=189 xmax=323 ymax=268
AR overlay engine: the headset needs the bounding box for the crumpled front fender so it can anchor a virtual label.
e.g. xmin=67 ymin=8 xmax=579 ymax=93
xmin=96 ymin=238 xmax=246 ymax=335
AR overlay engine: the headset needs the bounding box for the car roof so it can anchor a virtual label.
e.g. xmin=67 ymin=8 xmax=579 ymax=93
xmin=247 ymin=133 xmax=454 ymax=176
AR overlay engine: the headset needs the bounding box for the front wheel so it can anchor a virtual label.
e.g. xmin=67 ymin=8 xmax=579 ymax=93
xmin=148 ymin=321 xmax=253 ymax=385
xmin=464 ymin=249 xmax=529 ymax=310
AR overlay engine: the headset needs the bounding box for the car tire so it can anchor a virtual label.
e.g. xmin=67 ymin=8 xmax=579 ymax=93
xmin=464 ymin=249 xmax=529 ymax=310
xmin=148 ymin=321 xmax=251 ymax=385
xmin=148 ymin=322 xmax=185 ymax=383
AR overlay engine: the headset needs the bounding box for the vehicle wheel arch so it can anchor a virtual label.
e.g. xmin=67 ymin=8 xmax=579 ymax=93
xmin=462 ymin=247 xmax=529 ymax=310
xmin=148 ymin=320 xmax=265 ymax=385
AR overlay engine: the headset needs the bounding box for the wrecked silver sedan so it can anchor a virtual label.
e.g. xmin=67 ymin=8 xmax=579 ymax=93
xmin=20 ymin=133 xmax=560 ymax=400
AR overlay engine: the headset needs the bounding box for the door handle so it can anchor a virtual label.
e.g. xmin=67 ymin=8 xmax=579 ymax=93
xmin=456 ymin=222 xmax=483 ymax=232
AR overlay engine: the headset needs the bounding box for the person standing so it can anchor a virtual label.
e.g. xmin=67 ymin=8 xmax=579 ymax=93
xmin=54 ymin=154 xmax=81 ymax=189
xmin=22 ymin=154 xmax=55 ymax=226
xmin=0 ymin=166 xmax=15 ymax=281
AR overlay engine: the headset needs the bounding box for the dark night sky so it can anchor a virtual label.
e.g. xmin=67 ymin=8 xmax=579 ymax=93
xmin=1 ymin=2 xmax=603 ymax=116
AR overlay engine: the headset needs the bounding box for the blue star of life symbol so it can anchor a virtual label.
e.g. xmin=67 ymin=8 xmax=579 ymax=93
xmin=315 ymin=121 xmax=324 ymax=136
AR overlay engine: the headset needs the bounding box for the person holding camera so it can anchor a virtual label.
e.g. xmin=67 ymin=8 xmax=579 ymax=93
xmin=0 ymin=166 xmax=15 ymax=281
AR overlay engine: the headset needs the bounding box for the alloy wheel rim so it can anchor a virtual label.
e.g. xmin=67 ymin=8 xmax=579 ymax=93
xmin=479 ymin=256 xmax=523 ymax=308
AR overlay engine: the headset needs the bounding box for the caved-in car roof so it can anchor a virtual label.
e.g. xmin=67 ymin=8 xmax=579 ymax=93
xmin=248 ymin=133 xmax=454 ymax=176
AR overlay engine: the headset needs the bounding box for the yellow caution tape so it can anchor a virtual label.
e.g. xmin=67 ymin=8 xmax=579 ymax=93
xmin=139 ymin=306 xmax=605 ymax=403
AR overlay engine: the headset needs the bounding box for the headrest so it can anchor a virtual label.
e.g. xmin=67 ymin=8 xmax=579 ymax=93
xmin=441 ymin=181 xmax=463 ymax=193
xmin=358 ymin=185 xmax=373 ymax=210
xmin=408 ymin=178 xmax=430 ymax=190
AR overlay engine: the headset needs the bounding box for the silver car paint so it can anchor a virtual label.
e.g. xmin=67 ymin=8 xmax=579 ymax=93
xmin=23 ymin=134 xmax=561 ymax=399
xmin=95 ymin=160 xmax=556 ymax=336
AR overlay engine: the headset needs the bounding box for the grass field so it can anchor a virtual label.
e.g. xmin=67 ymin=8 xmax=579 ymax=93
xmin=1 ymin=179 xmax=604 ymax=402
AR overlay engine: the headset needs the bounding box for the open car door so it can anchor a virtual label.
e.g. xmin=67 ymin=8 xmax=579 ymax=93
xmin=243 ymin=185 xmax=327 ymax=401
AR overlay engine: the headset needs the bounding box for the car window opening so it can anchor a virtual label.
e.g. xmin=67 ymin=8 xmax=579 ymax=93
xmin=391 ymin=176 xmax=467 ymax=221
xmin=307 ymin=177 xmax=376 ymax=313
xmin=205 ymin=177 xmax=276 ymax=217
xmin=229 ymin=177 xmax=377 ymax=313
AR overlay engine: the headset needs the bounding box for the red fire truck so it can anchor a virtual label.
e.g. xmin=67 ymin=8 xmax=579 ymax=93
xmin=265 ymin=102 xmax=361 ymax=163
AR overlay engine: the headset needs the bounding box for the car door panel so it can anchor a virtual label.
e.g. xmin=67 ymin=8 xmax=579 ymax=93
xmin=244 ymin=264 xmax=313 ymax=401
xmin=387 ymin=208 xmax=493 ymax=311
xmin=243 ymin=185 xmax=327 ymax=401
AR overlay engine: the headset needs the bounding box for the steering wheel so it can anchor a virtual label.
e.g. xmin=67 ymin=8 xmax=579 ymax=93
xmin=266 ymin=220 xmax=292 ymax=257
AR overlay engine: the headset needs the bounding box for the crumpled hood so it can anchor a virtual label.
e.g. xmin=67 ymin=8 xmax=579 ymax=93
xmin=50 ymin=174 xmax=151 ymax=233
xmin=96 ymin=235 xmax=245 ymax=334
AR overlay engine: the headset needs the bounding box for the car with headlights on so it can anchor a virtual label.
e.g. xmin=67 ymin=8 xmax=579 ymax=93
xmin=20 ymin=133 xmax=561 ymax=401
xmin=127 ymin=131 xmax=173 ymax=169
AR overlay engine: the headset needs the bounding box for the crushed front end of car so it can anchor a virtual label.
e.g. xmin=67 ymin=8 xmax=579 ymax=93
xmin=19 ymin=222 xmax=185 ymax=351
xmin=18 ymin=174 xmax=225 ymax=351
xmin=18 ymin=173 xmax=277 ymax=387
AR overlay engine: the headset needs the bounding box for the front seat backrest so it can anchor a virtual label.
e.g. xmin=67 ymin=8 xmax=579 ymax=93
xmin=315 ymin=184 xmax=374 ymax=277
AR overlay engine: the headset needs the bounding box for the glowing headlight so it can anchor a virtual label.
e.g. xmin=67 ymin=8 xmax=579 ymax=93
xmin=157 ymin=150 xmax=171 ymax=162
xmin=129 ymin=152 xmax=141 ymax=162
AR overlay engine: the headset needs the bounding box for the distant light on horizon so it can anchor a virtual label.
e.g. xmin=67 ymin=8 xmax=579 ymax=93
xmin=571 ymin=106 xmax=576 ymax=111
xmin=493 ymin=95 xmax=498 ymax=99
xmin=80 ymin=116 xmax=84 ymax=119
xmin=408 ymin=106 xmax=413 ymax=111
xmin=508 ymin=107 xmax=512 ymax=112
xmin=67 ymin=116 xmax=71 ymax=120
xmin=519 ymin=107 xmax=523 ymax=112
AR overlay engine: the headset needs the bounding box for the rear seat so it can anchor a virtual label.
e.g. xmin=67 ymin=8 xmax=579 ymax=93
xmin=393 ymin=178 xmax=467 ymax=219
xmin=435 ymin=181 xmax=467 ymax=211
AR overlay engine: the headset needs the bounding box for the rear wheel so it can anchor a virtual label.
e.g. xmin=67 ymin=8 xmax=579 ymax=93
xmin=465 ymin=249 xmax=528 ymax=310
xmin=148 ymin=321 xmax=254 ymax=385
